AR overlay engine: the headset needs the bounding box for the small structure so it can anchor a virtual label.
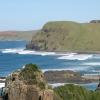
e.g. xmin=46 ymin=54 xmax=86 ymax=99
xmin=90 ymin=20 xmax=100 ymax=23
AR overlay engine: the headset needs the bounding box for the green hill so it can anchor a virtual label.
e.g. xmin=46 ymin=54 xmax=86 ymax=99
xmin=54 ymin=84 xmax=100 ymax=100
xmin=26 ymin=21 xmax=100 ymax=52
xmin=0 ymin=30 xmax=38 ymax=41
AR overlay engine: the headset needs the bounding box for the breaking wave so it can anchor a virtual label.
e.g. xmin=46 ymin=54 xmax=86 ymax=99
xmin=0 ymin=83 xmax=5 ymax=88
xmin=49 ymin=83 xmax=79 ymax=88
xmin=82 ymin=62 xmax=100 ymax=66
xmin=42 ymin=66 xmax=90 ymax=73
xmin=1 ymin=48 xmax=24 ymax=54
xmin=1 ymin=48 xmax=56 ymax=56
xmin=0 ymin=48 xmax=78 ymax=56
xmin=57 ymin=54 xmax=93 ymax=60
xmin=49 ymin=83 xmax=66 ymax=88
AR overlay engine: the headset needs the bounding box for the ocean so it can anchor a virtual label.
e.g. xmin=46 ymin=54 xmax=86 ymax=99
xmin=0 ymin=41 xmax=100 ymax=90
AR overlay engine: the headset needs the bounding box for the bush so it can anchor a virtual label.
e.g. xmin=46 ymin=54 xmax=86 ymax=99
xmin=19 ymin=64 xmax=40 ymax=81
xmin=54 ymin=84 xmax=100 ymax=100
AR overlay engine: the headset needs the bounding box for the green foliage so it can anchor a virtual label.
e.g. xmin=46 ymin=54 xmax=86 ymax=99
xmin=19 ymin=64 xmax=46 ymax=89
xmin=30 ymin=21 xmax=100 ymax=52
xmin=25 ymin=63 xmax=40 ymax=72
xmin=54 ymin=84 xmax=100 ymax=100
xmin=19 ymin=63 xmax=40 ymax=81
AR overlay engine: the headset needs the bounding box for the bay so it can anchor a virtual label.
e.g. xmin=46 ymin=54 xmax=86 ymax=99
xmin=0 ymin=41 xmax=100 ymax=90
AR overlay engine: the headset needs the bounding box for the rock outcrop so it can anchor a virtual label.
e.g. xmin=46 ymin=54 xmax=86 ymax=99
xmin=4 ymin=64 xmax=54 ymax=100
xmin=44 ymin=70 xmax=94 ymax=84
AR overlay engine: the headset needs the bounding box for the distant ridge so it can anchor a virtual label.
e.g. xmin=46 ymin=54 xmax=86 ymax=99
xmin=0 ymin=30 xmax=38 ymax=41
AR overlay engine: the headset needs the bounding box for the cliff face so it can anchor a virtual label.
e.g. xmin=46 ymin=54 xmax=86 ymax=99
xmin=7 ymin=83 xmax=54 ymax=100
xmin=4 ymin=64 xmax=54 ymax=100
xmin=26 ymin=21 xmax=100 ymax=52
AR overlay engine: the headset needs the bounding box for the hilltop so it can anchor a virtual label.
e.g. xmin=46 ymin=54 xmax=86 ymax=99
xmin=26 ymin=20 xmax=100 ymax=52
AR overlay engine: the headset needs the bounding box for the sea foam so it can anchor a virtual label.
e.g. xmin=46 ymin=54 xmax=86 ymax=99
xmin=49 ymin=83 xmax=66 ymax=88
xmin=0 ymin=83 xmax=5 ymax=88
xmin=1 ymin=48 xmax=24 ymax=54
xmin=58 ymin=54 xmax=93 ymax=60
xmin=42 ymin=66 xmax=90 ymax=73
xmin=1 ymin=48 xmax=78 ymax=56
xmin=82 ymin=62 xmax=100 ymax=66
xmin=1 ymin=48 xmax=57 ymax=56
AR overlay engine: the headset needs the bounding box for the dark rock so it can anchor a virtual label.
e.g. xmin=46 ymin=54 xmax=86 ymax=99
xmin=26 ymin=42 xmax=40 ymax=50
xmin=44 ymin=70 xmax=94 ymax=84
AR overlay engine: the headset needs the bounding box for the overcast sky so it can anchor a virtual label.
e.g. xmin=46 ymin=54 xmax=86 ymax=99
xmin=0 ymin=0 xmax=99 ymax=31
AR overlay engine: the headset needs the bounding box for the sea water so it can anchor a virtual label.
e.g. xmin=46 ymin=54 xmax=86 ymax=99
xmin=0 ymin=41 xmax=100 ymax=90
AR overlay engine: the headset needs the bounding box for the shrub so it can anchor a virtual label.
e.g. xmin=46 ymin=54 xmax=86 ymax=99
xmin=19 ymin=64 xmax=40 ymax=81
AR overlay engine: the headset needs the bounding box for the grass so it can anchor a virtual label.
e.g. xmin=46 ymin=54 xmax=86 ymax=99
xmin=30 ymin=21 xmax=100 ymax=52
xmin=54 ymin=84 xmax=100 ymax=100
xmin=19 ymin=64 xmax=41 ymax=84
xmin=19 ymin=64 xmax=46 ymax=89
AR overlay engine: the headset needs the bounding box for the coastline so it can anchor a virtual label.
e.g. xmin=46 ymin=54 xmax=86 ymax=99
xmin=2 ymin=48 xmax=100 ymax=55
xmin=0 ymin=71 xmax=98 ymax=91
xmin=24 ymin=48 xmax=100 ymax=55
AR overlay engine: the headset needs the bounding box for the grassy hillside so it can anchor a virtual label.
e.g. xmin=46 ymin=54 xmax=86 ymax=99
xmin=27 ymin=21 xmax=100 ymax=52
xmin=54 ymin=84 xmax=100 ymax=100
xmin=0 ymin=30 xmax=38 ymax=41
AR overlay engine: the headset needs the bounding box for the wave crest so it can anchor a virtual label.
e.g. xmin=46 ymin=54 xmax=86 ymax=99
xmin=82 ymin=62 xmax=100 ymax=66
xmin=58 ymin=54 xmax=93 ymax=60
xmin=1 ymin=49 xmax=78 ymax=56
xmin=1 ymin=48 xmax=56 ymax=56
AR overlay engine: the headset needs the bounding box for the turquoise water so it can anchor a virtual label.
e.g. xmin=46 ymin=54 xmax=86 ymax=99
xmin=0 ymin=41 xmax=100 ymax=90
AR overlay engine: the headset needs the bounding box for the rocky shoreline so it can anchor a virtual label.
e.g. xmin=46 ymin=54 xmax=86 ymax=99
xmin=0 ymin=70 xmax=98 ymax=87
xmin=0 ymin=64 xmax=99 ymax=100
xmin=44 ymin=70 xmax=98 ymax=84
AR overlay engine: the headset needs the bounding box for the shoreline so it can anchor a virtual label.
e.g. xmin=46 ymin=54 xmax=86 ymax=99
xmin=25 ymin=49 xmax=100 ymax=55
xmin=2 ymin=48 xmax=100 ymax=56
xmin=0 ymin=71 xmax=99 ymax=91
xmin=44 ymin=70 xmax=99 ymax=84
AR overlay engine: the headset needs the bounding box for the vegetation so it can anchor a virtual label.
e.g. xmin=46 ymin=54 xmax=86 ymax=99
xmin=8 ymin=63 xmax=100 ymax=99
xmin=54 ymin=84 xmax=100 ymax=100
xmin=27 ymin=21 xmax=100 ymax=52
xmin=18 ymin=64 xmax=46 ymax=89
xmin=19 ymin=64 xmax=40 ymax=80
xmin=0 ymin=30 xmax=38 ymax=41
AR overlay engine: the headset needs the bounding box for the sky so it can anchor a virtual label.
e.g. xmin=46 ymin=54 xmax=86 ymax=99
xmin=0 ymin=0 xmax=99 ymax=31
